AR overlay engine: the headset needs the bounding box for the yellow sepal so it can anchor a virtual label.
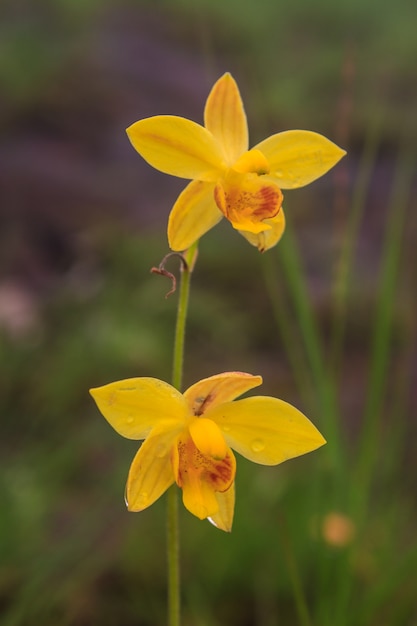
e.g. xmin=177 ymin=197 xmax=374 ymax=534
xmin=207 ymin=396 xmax=326 ymax=465
xmin=255 ymin=130 xmax=346 ymax=189
xmin=127 ymin=115 xmax=225 ymax=181
xmin=167 ymin=180 xmax=221 ymax=251
xmin=89 ymin=378 xmax=187 ymax=440
xmin=204 ymin=72 xmax=248 ymax=165
xmin=126 ymin=425 xmax=178 ymax=511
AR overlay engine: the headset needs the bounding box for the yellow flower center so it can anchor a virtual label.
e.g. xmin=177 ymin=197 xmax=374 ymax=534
xmin=171 ymin=418 xmax=236 ymax=519
xmin=214 ymin=149 xmax=283 ymax=233
xmin=233 ymin=149 xmax=270 ymax=175
xmin=189 ymin=417 xmax=228 ymax=458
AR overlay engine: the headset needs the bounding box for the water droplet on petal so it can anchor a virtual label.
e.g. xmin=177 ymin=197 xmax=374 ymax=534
xmin=208 ymin=516 xmax=219 ymax=529
xmin=222 ymin=424 xmax=231 ymax=432
xmin=126 ymin=415 xmax=134 ymax=424
xmin=251 ymin=438 xmax=265 ymax=453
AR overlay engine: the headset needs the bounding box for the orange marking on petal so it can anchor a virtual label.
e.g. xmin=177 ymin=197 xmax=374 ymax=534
xmin=192 ymin=394 xmax=214 ymax=416
xmin=252 ymin=186 xmax=283 ymax=220
xmin=213 ymin=184 xmax=227 ymax=215
xmin=184 ymin=372 xmax=263 ymax=416
xmin=214 ymin=174 xmax=283 ymax=232
xmin=174 ymin=434 xmax=235 ymax=494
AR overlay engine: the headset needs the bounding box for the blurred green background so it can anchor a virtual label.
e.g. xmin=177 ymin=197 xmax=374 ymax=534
xmin=1 ymin=0 xmax=416 ymax=624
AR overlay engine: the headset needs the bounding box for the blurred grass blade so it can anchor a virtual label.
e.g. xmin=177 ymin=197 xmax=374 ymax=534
xmin=275 ymin=218 xmax=345 ymax=478
xmin=332 ymin=143 xmax=416 ymax=626
xmin=330 ymin=113 xmax=383 ymax=372
xmin=261 ymin=253 xmax=316 ymax=409
xmin=354 ymin=144 xmax=416 ymax=514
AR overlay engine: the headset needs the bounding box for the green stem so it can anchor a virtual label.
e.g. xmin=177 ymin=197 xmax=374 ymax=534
xmin=171 ymin=244 xmax=197 ymax=391
xmin=167 ymin=242 xmax=198 ymax=626
xmin=167 ymin=486 xmax=180 ymax=626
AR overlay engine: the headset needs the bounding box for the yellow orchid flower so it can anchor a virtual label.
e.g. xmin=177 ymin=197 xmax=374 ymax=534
xmin=127 ymin=73 xmax=346 ymax=252
xmin=90 ymin=371 xmax=326 ymax=531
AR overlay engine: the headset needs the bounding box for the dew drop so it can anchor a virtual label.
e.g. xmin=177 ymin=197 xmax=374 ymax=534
xmin=251 ymin=438 xmax=265 ymax=453
xmin=126 ymin=415 xmax=134 ymax=424
xmin=222 ymin=425 xmax=231 ymax=432
xmin=208 ymin=516 xmax=219 ymax=529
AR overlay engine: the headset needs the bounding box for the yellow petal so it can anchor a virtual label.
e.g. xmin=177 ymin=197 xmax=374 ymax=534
xmin=208 ymin=483 xmax=235 ymax=532
xmin=207 ymin=396 xmax=326 ymax=465
xmin=214 ymin=171 xmax=283 ymax=233
xmin=239 ymin=207 xmax=286 ymax=252
xmin=184 ymin=371 xmax=263 ymax=416
xmin=254 ymin=130 xmax=346 ymax=189
xmin=126 ymin=426 xmax=178 ymax=511
xmin=204 ymin=73 xmax=248 ymax=165
xmin=173 ymin=433 xmax=236 ymax=520
xmin=89 ymin=378 xmax=187 ymax=440
xmin=167 ymin=180 xmax=222 ymax=251
xmin=126 ymin=115 xmax=226 ymax=181
xmin=189 ymin=418 xmax=228 ymax=459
